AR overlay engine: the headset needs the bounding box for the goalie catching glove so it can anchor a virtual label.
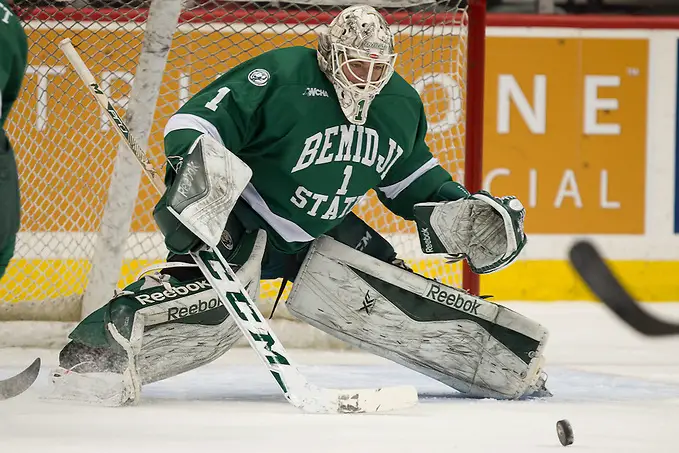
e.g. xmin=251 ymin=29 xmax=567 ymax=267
xmin=413 ymin=190 xmax=527 ymax=274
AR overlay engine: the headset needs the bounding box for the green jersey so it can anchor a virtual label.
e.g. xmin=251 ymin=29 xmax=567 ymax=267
xmin=163 ymin=46 xmax=454 ymax=253
xmin=0 ymin=0 xmax=27 ymax=131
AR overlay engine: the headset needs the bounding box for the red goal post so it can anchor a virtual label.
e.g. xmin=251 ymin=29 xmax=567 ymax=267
xmin=2 ymin=0 xmax=484 ymax=325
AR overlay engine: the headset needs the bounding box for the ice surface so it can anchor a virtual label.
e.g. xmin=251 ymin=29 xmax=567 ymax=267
xmin=1 ymin=302 xmax=678 ymax=453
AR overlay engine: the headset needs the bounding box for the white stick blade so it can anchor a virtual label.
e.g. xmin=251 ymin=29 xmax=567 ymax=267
xmin=298 ymin=385 xmax=419 ymax=414
xmin=336 ymin=385 xmax=419 ymax=414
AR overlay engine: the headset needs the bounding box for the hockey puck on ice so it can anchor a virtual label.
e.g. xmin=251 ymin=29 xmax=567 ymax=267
xmin=556 ymin=420 xmax=574 ymax=446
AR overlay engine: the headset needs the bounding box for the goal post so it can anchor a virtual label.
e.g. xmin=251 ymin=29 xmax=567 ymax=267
xmin=79 ymin=0 xmax=183 ymax=318
xmin=463 ymin=0 xmax=486 ymax=297
xmin=1 ymin=0 xmax=485 ymax=341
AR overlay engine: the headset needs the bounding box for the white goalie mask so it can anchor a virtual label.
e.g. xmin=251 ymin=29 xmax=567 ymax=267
xmin=317 ymin=5 xmax=397 ymax=125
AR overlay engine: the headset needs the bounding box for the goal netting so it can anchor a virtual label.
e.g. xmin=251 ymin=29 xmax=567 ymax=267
xmin=1 ymin=0 xmax=484 ymax=342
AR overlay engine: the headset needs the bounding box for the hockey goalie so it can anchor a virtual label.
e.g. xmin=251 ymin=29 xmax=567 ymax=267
xmin=50 ymin=5 xmax=551 ymax=406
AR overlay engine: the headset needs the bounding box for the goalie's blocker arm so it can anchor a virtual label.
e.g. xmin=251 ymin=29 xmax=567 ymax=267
xmin=413 ymin=191 xmax=527 ymax=274
xmin=153 ymin=134 xmax=252 ymax=255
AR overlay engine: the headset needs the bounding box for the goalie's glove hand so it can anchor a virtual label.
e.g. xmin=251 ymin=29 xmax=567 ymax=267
xmin=413 ymin=190 xmax=527 ymax=274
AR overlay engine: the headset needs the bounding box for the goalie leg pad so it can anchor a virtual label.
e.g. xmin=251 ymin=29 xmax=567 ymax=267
xmin=286 ymin=236 xmax=549 ymax=399
xmin=50 ymin=230 xmax=267 ymax=405
xmin=51 ymin=280 xmax=242 ymax=406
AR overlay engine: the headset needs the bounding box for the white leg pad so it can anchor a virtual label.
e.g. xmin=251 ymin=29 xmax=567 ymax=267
xmin=46 ymin=231 xmax=267 ymax=406
xmin=286 ymin=236 xmax=549 ymax=399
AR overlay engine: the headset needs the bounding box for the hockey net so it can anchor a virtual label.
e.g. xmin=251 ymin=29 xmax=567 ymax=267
xmin=1 ymin=0 xmax=484 ymax=331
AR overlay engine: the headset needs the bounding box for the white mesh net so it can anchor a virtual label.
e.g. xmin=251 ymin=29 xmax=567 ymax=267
xmin=1 ymin=0 xmax=474 ymax=322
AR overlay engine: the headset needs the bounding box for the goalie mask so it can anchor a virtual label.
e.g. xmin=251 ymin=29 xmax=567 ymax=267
xmin=317 ymin=5 xmax=397 ymax=125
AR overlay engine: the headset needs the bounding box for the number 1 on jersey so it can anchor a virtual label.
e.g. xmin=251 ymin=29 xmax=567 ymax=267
xmin=205 ymin=87 xmax=231 ymax=111
xmin=336 ymin=165 xmax=353 ymax=196
xmin=1 ymin=4 xmax=11 ymax=24
xmin=354 ymin=99 xmax=366 ymax=123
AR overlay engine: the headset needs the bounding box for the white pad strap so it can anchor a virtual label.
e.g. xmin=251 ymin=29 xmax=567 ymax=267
xmin=106 ymin=322 xmax=142 ymax=404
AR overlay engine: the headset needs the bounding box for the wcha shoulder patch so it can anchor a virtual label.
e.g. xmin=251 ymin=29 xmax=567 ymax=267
xmin=248 ymin=69 xmax=270 ymax=86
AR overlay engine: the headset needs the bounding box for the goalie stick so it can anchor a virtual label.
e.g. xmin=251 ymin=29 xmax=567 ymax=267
xmin=0 ymin=358 xmax=41 ymax=400
xmin=58 ymin=38 xmax=418 ymax=413
xmin=569 ymin=240 xmax=679 ymax=337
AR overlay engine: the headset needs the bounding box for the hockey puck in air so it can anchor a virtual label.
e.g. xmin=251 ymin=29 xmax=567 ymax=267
xmin=556 ymin=419 xmax=574 ymax=446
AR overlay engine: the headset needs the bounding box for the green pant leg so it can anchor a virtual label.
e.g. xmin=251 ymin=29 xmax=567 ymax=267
xmin=0 ymin=234 xmax=15 ymax=280
xmin=326 ymin=212 xmax=397 ymax=263
xmin=0 ymin=138 xmax=20 ymax=281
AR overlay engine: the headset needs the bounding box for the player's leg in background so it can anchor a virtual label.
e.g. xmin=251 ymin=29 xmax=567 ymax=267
xmin=0 ymin=236 xmax=16 ymax=281
xmin=0 ymin=133 xmax=21 ymax=281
